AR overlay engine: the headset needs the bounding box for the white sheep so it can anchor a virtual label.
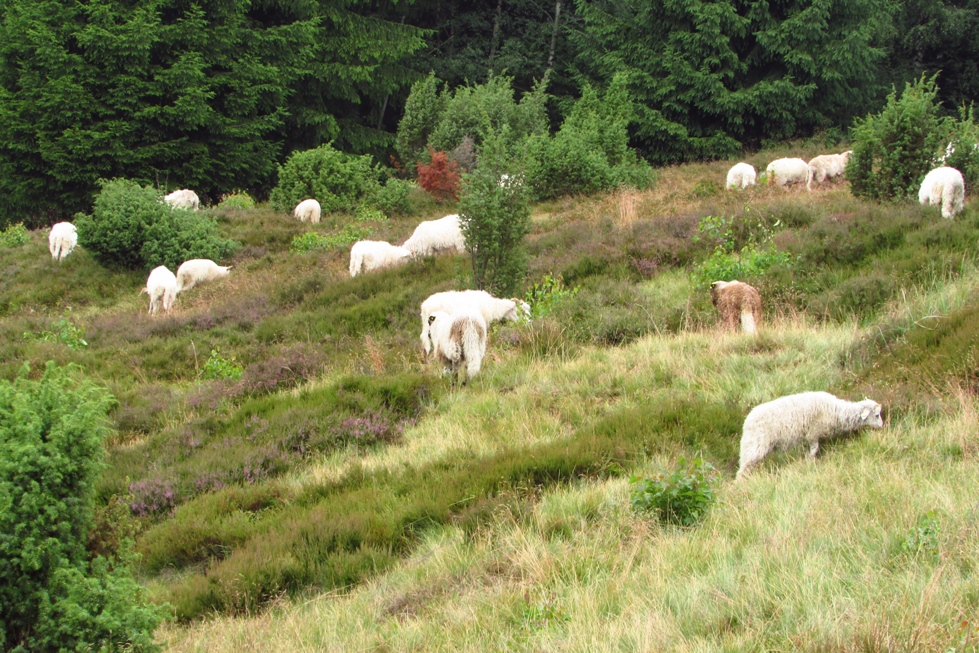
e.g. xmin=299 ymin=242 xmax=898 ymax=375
xmin=918 ymin=166 xmax=966 ymax=219
xmin=737 ymin=391 xmax=883 ymax=479
xmin=294 ymin=198 xmax=321 ymax=224
xmin=164 ymin=189 xmax=201 ymax=211
xmin=806 ymin=151 xmax=852 ymax=191
xmin=726 ymin=162 xmax=756 ymax=190
xmin=419 ymin=290 xmax=531 ymax=355
xmin=142 ymin=266 xmax=178 ymax=315
xmin=349 ymin=240 xmax=413 ymax=277
xmin=47 ymin=222 xmax=78 ymax=262
xmin=175 ymin=259 xmax=231 ymax=294
xmin=426 ymin=308 xmax=487 ymax=384
xmin=402 ymin=214 xmax=466 ymax=257
xmin=765 ymin=158 xmax=809 ymax=187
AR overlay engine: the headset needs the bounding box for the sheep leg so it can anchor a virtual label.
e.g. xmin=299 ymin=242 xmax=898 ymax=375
xmin=807 ymin=440 xmax=820 ymax=458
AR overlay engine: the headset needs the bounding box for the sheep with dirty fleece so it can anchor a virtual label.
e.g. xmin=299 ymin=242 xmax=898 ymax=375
xmin=48 ymin=222 xmax=78 ymax=262
xmin=806 ymin=151 xmax=852 ymax=191
xmin=918 ymin=166 xmax=966 ymax=219
xmin=426 ymin=308 xmax=487 ymax=384
xmin=765 ymin=158 xmax=809 ymax=187
xmin=737 ymin=392 xmax=883 ymax=479
xmin=710 ymin=280 xmax=762 ymax=334
xmin=420 ymin=290 xmax=531 ymax=355
xmin=142 ymin=266 xmax=178 ymax=315
xmin=402 ymin=214 xmax=466 ymax=257
xmin=349 ymin=240 xmax=413 ymax=277
xmin=294 ymin=198 xmax=321 ymax=224
xmin=164 ymin=189 xmax=201 ymax=211
xmin=726 ymin=162 xmax=756 ymax=190
xmin=175 ymin=259 xmax=231 ymax=294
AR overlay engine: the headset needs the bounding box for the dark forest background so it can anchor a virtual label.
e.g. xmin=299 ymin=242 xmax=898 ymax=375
xmin=0 ymin=0 xmax=976 ymax=223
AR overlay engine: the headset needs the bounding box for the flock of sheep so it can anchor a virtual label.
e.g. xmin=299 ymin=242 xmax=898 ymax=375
xmin=42 ymin=157 xmax=950 ymax=477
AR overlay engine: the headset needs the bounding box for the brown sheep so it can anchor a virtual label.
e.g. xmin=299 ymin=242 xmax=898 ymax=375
xmin=710 ymin=280 xmax=763 ymax=334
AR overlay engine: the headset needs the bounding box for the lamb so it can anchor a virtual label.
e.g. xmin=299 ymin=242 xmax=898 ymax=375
xmin=175 ymin=259 xmax=231 ymax=294
xmin=402 ymin=214 xmax=466 ymax=257
xmin=806 ymin=151 xmax=852 ymax=191
xmin=737 ymin=392 xmax=883 ymax=479
xmin=726 ymin=162 xmax=757 ymax=190
xmin=426 ymin=309 xmax=487 ymax=384
xmin=47 ymin=222 xmax=78 ymax=262
xmin=710 ymin=280 xmax=762 ymax=334
xmin=164 ymin=189 xmax=201 ymax=211
xmin=349 ymin=240 xmax=413 ymax=277
xmin=293 ymin=198 xmax=321 ymax=224
xmin=142 ymin=266 xmax=178 ymax=315
xmin=419 ymin=290 xmax=531 ymax=355
xmin=765 ymin=158 xmax=809 ymax=187
xmin=918 ymin=166 xmax=966 ymax=219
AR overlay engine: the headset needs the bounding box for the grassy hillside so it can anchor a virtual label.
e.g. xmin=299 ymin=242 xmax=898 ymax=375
xmin=2 ymin=143 xmax=979 ymax=650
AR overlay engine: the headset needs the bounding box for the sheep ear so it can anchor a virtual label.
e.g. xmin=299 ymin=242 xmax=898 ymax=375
xmin=860 ymin=407 xmax=871 ymax=420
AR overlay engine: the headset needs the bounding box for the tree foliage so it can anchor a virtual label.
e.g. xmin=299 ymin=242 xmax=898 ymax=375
xmin=0 ymin=363 xmax=163 ymax=652
xmin=268 ymin=143 xmax=382 ymax=215
xmin=572 ymin=0 xmax=895 ymax=163
xmin=459 ymin=128 xmax=531 ymax=295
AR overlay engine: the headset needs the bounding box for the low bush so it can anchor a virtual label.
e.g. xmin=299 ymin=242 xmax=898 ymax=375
xmin=417 ymin=148 xmax=461 ymax=203
xmin=217 ymin=190 xmax=256 ymax=211
xmin=269 ymin=144 xmax=381 ymax=215
xmin=0 ymin=222 xmax=28 ymax=248
xmin=290 ymin=225 xmax=373 ymax=254
xmin=630 ymin=457 xmax=720 ymax=527
xmin=374 ymin=178 xmax=414 ymax=216
xmin=75 ymin=178 xmax=237 ymax=270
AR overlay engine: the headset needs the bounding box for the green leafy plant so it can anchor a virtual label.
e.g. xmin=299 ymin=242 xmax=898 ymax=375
xmin=630 ymin=457 xmax=719 ymax=527
xmin=269 ymin=144 xmax=381 ymax=215
xmin=902 ymin=512 xmax=941 ymax=561
xmin=217 ymin=190 xmax=256 ymax=210
xmin=525 ymin=274 xmax=579 ymax=319
xmin=24 ymin=308 xmax=89 ymax=349
xmin=692 ymin=211 xmax=791 ymax=286
xmin=0 ymin=363 xmax=163 ymax=651
xmin=199 ymin=348 xmax=243 ymax=381
xmin=0 ymin=222 xmax=28 ymax=248
xmin=374 ymin=178 xmax=414 ymax=217
xmin=353 ymin=204 xmax=387 ymax=223
xmin=290 ymin=225 xmax=373 ymax=254
xmin=75 ymin=178 xmax=237 ymax=270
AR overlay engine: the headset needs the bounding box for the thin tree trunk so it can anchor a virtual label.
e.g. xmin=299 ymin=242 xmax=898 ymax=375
xmin=547 ymin=0 xmax=562 ymax=70
xmin=489 ymin=0 xmax=504 ymax=62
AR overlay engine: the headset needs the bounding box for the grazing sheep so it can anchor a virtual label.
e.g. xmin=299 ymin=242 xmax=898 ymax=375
xmin=765 ymin=158 xmax=809 ymax=187
xmin=710 ymin=280 xmax=762 ymax=334
xmin=349 ymin=240 xmax=413 ymax=277
xmin=726 ymin=162 xmax=757 ymax=190
xmin=402 ymin=214 xmax=466 ymax=257
xmin=918 ymin=166 xmax=966 ymax=219
xmin=426 ymin=309 xmax=487 ymax=384
xmin=47 ymin=222 xmax=78 ymax=262
xmin=164 ymin=189 xmax=201 ymax=211
xmin=420 ymin=290 xmax=531 ymax=355
xmin=175 ymin=259 xmax=231 ymax=294
xmin=737 ymin=392 xmax=883 ymax=479
xmin=294 ymin=198 xmax=321 ymax=224
xmin=142 ymin=266 xmax=178 ymax=315
xmin=806 ymin=151 xmax=852 ymax=191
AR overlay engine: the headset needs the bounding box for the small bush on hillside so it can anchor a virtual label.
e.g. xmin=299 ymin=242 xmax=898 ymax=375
xmin=691 ymin=212 xmax=791 ymax=286
xmin=0 ymin=222 xmax=28 ymax=248
xmin=0 ymin=363 xmax=162 ymax=651
xmin=417 ymin=148 xmax=461 ymax=203
xmin=848 ymin=75 xmax=948 ymax=201
xmin=199 ymin=348 xmax=243 ymax=381
xmin=630 ymin=457 xmax=719 ymax=527
xmin=941 ymin=105 xmax=979 ymax=189
xmin=75 ymin=178 xmax=237 ymax=270
xmin=459 ymin=128 xmax=532 ymax=295
xmin=525 ymin=274 xmax=579 ymax=318
xmin=526 ymin=74 xmax=653 ymax=200
xmin=269 ymin=144 xmax=381 ymax=215
xmin=374 ymin=178 xmax=414 ymax=216
xmin=23 ymin=308 xmax=88 ymax=349
xmin=217 ymin=190 xmax=256 ymax=210
xmin=290 ymin=225 xmax=373 ymax=254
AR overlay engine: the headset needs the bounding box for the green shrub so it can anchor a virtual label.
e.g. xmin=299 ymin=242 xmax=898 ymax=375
xmin=0 ymin=222 xmax=28 ymax=248
xmin=630 ymin=457 xmax=719 ymax=527
xmin=691 ymin=212 xmax=791 ymax=286
xmin=0 ymin=363 xmax=162 ymax=651
xmin=848 ymin=75 xmax=947 ymax=201
xmin=217 ymin=190 xmax=257 ymax=211
xmin=290 ymin=224 xmax=373 ymax=254
xmin=374 ymin=178 xmax=414 ymax=217
xmin=199 ymin=348 xmax=243 ymax=381
xmin=525 ymin=274 xmax=579 ymax=319
xmin=901 ymin=512 xmax=941 ymax=562
xmin=526 ymin=74 xmax=652 ymax=200
xmin=75 ymin=178 xmax=237 ymax=270
xmin=942 ymin=105 xmax=979 ymax=189
xmin=24 ymin=308 xmax=89 ymax=349
xmin=269 ymin=144 xmax=381 ymax=215
xmin=459 ymin=128 xmax=532 ymax=296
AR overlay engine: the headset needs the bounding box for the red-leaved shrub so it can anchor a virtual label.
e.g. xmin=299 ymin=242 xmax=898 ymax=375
xmin=417 ymin=147 xmax=460 ymax=202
